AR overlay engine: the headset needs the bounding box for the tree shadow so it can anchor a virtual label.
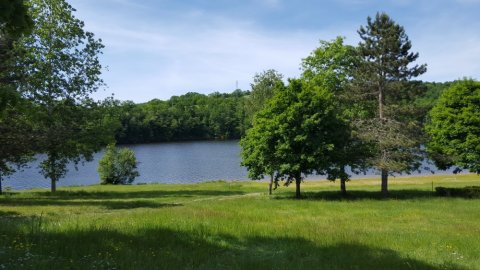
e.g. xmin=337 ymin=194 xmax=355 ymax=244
xmin=0 ymin=189 xmax=245 ymax=209
xmin=0 ymin=198 xmax=182 ymax=210
xmin=26 ymin=189 xmax=246 ymax=200
xmin=0 ymin=210 xmax=21 ymax=217
xmin=0 ymin=226 xmax=467 ymax=270
xmin=274 ymin=189 xmax=443 ymax=201
xmin=0 ymin=211 xmax=30 ymax=236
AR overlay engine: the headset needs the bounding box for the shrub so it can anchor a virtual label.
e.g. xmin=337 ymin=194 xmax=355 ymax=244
xmin=98 ymin=144 xmax=139 ymax=185
xmin=435 ymin=186 xmax=480 ymax=198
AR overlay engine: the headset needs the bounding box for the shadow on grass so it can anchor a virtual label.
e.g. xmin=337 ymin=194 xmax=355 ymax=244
xmin=0 ymin=210 xmax=21 ymax=217
xmin=0 ymin=211 xmax=30 ymax=235
xmin=0 ymin=189 xmax=245 ymax=209
xmin=0 ymin=226 xmax=466 ymax=270
xmin=26 ymin=189 xmax=245 ymax=200
xmin=274 ymin=189 xmax=443 ymax=201
xmin=0 ymin=198 xmax=182 ymax=210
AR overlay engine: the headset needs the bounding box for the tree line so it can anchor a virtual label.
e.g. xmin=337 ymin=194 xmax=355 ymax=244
xmin=113 ymin=78 xmax=449 ymax=145
xmin=113 ymin=90 xmax=249 ymax=144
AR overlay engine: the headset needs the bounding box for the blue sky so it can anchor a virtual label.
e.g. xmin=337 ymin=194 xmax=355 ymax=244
xmin=68 ymin=0 xmax=480 ymax=102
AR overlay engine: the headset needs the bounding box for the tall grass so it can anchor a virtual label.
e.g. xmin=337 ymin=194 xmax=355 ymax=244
xmin=1 ymin=175 xmax=479 ymax=269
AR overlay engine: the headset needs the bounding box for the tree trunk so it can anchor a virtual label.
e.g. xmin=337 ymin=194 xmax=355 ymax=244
xmin=0 ymin=178 xmax=3 ymax=195
xmin=381 ymin=169 xmax=388 ymax=196
xmin=340 ymin=177 xmax=347 ymax=196
xmin=340 ymin=165 xmax=347 ymax=196
xmin=379 ymin=84 xmax=385 ymax=120
xmin=379 ymin=83 xmax=388 ymax=196
xmin=268 ymin=174 xmax=273 ymax=195
xmin=51 ymin=178 xmax=57 ymax=193
xmin=295 ymin=178 xmax=301 ymax=199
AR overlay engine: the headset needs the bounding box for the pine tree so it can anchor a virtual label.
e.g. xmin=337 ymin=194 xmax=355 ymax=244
xmin=355 ymin=12 xmax=427 ymax=195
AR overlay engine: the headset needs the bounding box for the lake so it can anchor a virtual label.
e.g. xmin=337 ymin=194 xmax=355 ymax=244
xmin=4 ymin=141 xmax=248 ymax=190
xmin=3 ymin=140 xmax=455 ymax=191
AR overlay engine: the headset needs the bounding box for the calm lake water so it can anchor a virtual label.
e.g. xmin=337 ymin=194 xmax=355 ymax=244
xmin=4 ymin=141 xmax=248 ymax=190
xmin=4 ymin=140 xmax=455 ymax=191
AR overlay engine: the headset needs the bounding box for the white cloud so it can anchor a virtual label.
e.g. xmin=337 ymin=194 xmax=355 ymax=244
xmin=95 ymin=24 xmax=340 ymax=101
xmin=69 ymin=0 xmax=479 ymax=102
xmin=417 ymin=35 xmax=480 ymax=82
xmin=70 ymin=1 xmax=351 ymax=101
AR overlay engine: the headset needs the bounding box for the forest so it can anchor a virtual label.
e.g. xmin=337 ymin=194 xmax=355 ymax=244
xmin=113 ymin=81 xmax=450 ymax=144
xmin=114 ymin=90 xmax=249 ymax=144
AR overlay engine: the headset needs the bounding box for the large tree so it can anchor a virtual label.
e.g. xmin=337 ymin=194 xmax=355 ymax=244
xmin=301 ymin=37 xmax=370 ymax=195
xmin=426 ymin=80 xmax=480 ymax=174
xmin=355 ymin=12 xmax=427 ymax=195
xmin=0 ymin=0 xmax=34 ymax=194
xmin=241 ymin=79 xmax=344 ymax=199
xmin=243 ymin=69 xmax=283 ymax=194
xmin=15 ymin=0 xmax=109 ymax=192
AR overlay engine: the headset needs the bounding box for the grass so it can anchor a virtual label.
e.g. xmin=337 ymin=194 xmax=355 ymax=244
xmin=1 ymin=175 xmax=479 ymax=269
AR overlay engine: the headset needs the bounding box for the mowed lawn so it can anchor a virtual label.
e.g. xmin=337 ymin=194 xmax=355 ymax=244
xmin=1 ymin=174 xmax=479 ymax=270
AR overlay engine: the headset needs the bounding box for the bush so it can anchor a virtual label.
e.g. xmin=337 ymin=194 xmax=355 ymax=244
xmin=435 ymin=186 xmax=480 ymax=198
xmin=98 ymin=144 xmax=139 ymax=185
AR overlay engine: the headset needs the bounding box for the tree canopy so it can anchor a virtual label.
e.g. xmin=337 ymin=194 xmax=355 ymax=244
xmin=241 ymin=79 xmax=346 ymax=199
xmin=301 ymin=37 xmax=370 ymax=194
xmin=115 ymin=90 xmax=249 ymax=144
xmin=426 ymin=80 xmax=480 ymax=173
xmin=0 ymin=0 xmax=33 ymax=37
xmin=244 ymin=69 xmax=283 ymax=127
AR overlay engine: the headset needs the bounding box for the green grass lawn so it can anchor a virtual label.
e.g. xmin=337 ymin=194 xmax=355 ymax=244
xmin=1 ymin=174 xmax=479 ymax=269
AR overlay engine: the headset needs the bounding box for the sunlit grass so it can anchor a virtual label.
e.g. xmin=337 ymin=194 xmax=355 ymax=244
xmin=1 ymin=175 xmax=479 ymax=269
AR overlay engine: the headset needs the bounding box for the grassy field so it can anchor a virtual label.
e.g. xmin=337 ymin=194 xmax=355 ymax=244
xmin=1 ymin=174 xmax=479 ymax=269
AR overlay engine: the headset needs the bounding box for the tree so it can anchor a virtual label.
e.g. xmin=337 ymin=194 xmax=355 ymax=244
xmin=0 ymin=0 xmax=33 ymax=37
xmin=1 ymin=0 xmax=32 ymax=105
xmin=355 ymin=12 xmax=427 ymax=195
xmin=98 ymin=144 xmax=139 ymax=185
xmin=301 ymin=37 xmax=370 ymax=195
xmin=0 ymin=0 xmax=35 ymax=195
xmin=0 ymin=0 xmax=33 ymax=67
xmin=0 ymin=96 xmax=37 ymax=194
xmin=15 ymin=0 xmax=108 ymax=192
xmin=426 ymin=80 xmax=480 ymax=173
xmin=244 ymin=69 xmax=284 ymax=127
xmin=241 ymin=79 xmax=344 ymax=199
xmin=243 ymin=69 xmax=283 ymax=194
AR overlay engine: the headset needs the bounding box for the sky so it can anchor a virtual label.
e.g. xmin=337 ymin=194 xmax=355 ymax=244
xmin=68 ymin=0 xmax=480 ymax=102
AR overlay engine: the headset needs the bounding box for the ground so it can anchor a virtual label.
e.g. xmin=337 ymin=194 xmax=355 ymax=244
xmin=0 ymin=174 xmax=479 ymax=269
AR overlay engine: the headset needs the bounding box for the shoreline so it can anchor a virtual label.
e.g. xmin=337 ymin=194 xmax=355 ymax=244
xmin=4 ymin=173 xmax=477 ymax=193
